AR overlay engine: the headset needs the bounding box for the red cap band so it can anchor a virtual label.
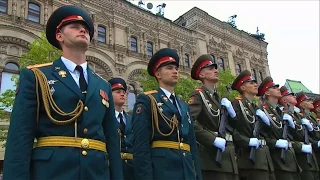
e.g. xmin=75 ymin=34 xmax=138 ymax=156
xmin=153 ymin=56 xmax=176 ymax=74
xmin=111 ymin=83 xmax=124 ymax=90
xmin=56 ymin=15 xmax=85 ymax=34
xmin=195 ymin=60 xmax=213 ymax=79
xmin=260 ymin=81 xmax=274 ymax=95
xmin=234 ymin=75 xmax=251 ymax=90
xmin=296 ymin=95 xmax=307 ymax=107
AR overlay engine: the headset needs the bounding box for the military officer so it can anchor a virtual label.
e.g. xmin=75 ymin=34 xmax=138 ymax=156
xmin=109 ymin=77 xmax=135 ymax=180
xmin=279 ymin=86 xmax=319 ymax=179
xmin=3 ymin=5 xmax=122 ymax=180
xmin=132 ymin=48 xmax=202 ymax=180
xmin=188 ymin=54 xmax=238 ymax=180
xmin=230 ymin=70 xmax=275 ymax=180
xmin=258 ymin=77 xmax=301 ymax=180
xmin=296 ymin=92 xmax=320 ymax=179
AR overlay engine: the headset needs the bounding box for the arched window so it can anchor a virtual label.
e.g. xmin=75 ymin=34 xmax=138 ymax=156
xmin=0 ymin=62 xmax=19 ymax=94
xmin=210 ymin=55 xmax=216 ymax=64
xmin=236 ymin=64 xmax=241 ymax=75
xmin=146 ymin=42 xmax=153 ymax=56
xmin=130 ymin=37 xmax=137 ymax=52
xmin=259 ymin=71 xmax=264 ymax=82
xmin=0 ymin=0 xmax=8 ymax=13
xmin=217 ymin=58 xmax=225 ymax=70
xmin=97 ymin=26 xmax=106 ymax=43
xmin=28 ymin=2 xmax=40 ymax=23
xmin=184 ymin=54 xmax=190 ymax=67
xmin=252 ymin=69 xmax=257 ymax=80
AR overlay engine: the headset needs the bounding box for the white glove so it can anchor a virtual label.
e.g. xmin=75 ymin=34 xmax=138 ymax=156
xmin=275 ymin=139 xmax=289 ymax=149
xmin=221 ymin=98 xmax=236 ymax=118
xmin=283 ymin=113 xmax=295 ymax=129
xmin=213 ymin=137 xmax=226 ymax=152
xmin=301 ymin=118 xmax=313 ymax=131
xmin=301 ymin=144 xmax=312 ymax=154
xmin=256 ymin=109 xmax=271 ymax=126
xmin=249 ymin=138 xmax=260 ymax=149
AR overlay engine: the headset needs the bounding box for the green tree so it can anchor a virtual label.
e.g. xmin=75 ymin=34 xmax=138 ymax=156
xmin=217 ymin=69 xmax=239 ymax=99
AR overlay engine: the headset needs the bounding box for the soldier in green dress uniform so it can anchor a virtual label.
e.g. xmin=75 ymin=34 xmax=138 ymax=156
xmin=258 ymin=77 xmax=301 ymax=180
xmin=231 ymin=70 xmax=276 ymax=180
xmin=132 ymin=48 xmax=202 ymax=180
xmin=188 ymin=54 xmax=238 ymax=180
xmin=3 ymin=5 xmax=122 ymax=180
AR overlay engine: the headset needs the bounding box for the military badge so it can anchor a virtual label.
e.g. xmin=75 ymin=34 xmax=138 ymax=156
xmin=157 ymin=102 xmax=163 ymax=112
xmin=58 ymin=70 xmax=67 ymax=78
xmin=50 ymin=87 xmax=55 ymax=95
xmin=162 ymin=95 xmax=168 ymax=102
xmin=48 ymin=80 xmax=58 ymax=85
xmin=100 ymin=89 xmax=109 ymax=108
xmin=55 ymin=67 xmax=60 ymax=70
xmin=136 ymin=104 xmax=143 ymax=114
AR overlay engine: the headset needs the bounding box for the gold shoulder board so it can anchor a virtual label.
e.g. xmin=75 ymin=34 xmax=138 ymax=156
xmin=144 ymin=90 xmax=158 ymax=95
xmin=27 ymin=62 xmax=53 ymax=69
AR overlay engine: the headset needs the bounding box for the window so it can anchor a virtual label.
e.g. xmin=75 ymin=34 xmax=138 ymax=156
xmin=236 ymin=64 xmax=241 ymax=75
xmin=184 ymin=54 xmax=190 ymax=67
xmin=259 ymin=71 xmax=263 ymax=82
xmin=210 ymin=55 xmax=216 ymax=64
xmin=0 ymin=0 xmax=8 ymax=13
xmin=252 ymin=69 xmax=257 ymax=80
xmin=97 ymin=26 xmax=106 ymax=43
xmin=146 ymin=42 xmax=153 ymax=56
xmin=130 ymin=37 xmax=137 ymax=52
xmin=28 ymin=2 xmax=40 ymax=23
xmin=0 ymin=63 xmax=19 ymax=94
xmin=217 ymin=58 xmax=225 ymax=70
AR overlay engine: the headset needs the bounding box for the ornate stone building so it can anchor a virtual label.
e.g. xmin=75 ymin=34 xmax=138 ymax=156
xmin=0 ymin=0 xmax=270 ymax=107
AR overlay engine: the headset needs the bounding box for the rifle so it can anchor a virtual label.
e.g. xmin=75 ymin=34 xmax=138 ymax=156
xmin=301 ymin=107 xmax=312 ymax=166
xmin=280 ymin=104 xmax=290 ymax=164
xmin=249 ymin=95 xmax=266 ymax=164
xmin=215 ymin=84 xmax=232 ymax=166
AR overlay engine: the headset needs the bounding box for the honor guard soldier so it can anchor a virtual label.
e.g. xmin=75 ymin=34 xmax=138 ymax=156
xmin=132 ymin=48 xmax=202 ymax=180
xmin=296 ymin=92 xmax=320 ymax=179
xmin=312 ymin=98 xmax=320 ymax=119
xmin=188 ymin=54 xmax=238 ymax=180
xmin=231 ymin=70 xmax=276 ymax=180
xmin=258 ymin=77 xmax=301 ymax=180
xmin=3 ymin=5 xmax=123 ymax=180
xmin=109 ymin=77 xmax=135 ymax=180
xmin=279 ymin=86 xmax=319 ymax=180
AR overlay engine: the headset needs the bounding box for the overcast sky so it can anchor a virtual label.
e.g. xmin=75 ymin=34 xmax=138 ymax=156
xmin=130 ymin=0 xmax=320 ymax=94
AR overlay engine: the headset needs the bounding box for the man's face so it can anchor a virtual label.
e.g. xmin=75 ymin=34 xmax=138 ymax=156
xmin=300 ymin=100 xmax=314 ymax=110
xmin=266 ymin=86 xmax=282 ymax=99
xmin=240 ymin=81 xmax=258 ymax=95
xmin=56 ymin=22 xmax=90 ymax=49
xmin=198 ymin=66 xmax=219 ymax=82
xmin=155 ymin=64 xmax=179 ymax=86
xmin=112 ymin=89 xmax=126 ymax=106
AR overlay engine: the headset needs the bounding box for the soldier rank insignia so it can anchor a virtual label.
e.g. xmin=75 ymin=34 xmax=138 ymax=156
xmin=100 ymin=89 xmax=109 ymax=108
xmin=58 ymin=70 xmax=67 ymax=78
xmin=136 ymin=104 xmax=143 ymax=114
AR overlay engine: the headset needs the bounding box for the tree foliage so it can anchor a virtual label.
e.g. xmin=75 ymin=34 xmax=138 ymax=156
xmin=217 ymin=69 xmax=239 ymax=99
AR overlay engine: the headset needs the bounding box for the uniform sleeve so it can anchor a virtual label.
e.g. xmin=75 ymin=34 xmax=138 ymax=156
xmin=231 ymin=100 xmax=250 ymax=148
xmin=132 ymin=94 xmax=153 ymax=180
xmin=3 ymin=68 xmax=37 ymax=180
xmin=189 ymin=93 xmax=217 ymax=148
xmin=188 ymin=107 xmax=203 ymax=180
xmin=103 ymin=83 xmax=123 ymax=180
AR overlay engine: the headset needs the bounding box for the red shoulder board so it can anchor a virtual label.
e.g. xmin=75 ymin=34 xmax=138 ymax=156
xmin=194 ymin=88 xmax=203 ymax=93
xmin=235 ymin=97 xmax=243 ymax=101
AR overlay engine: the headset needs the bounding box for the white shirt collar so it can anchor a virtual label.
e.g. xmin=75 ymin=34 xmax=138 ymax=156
xmin=115 ymin=110 xmax=123 ymax=118
xmin=61 ymin=56 xmax=87 ymax=73
xmin=160 ymin=87 xmax=175 ymax=99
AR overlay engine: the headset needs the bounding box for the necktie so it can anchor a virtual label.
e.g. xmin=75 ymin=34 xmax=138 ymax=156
xmin=118 ymin=113 xmax=126 ymax=133
xmin=276 ymin=106 xmax=282 ymax=116
xmin=75 ymin=65 xmax=87 ymax=93
xmin=170 ymin=94 xmax=178 ymax=110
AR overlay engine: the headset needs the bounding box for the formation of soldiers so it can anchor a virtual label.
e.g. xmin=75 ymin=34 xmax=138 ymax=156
xmin=2 ymin=5 xmax=320 ymax=180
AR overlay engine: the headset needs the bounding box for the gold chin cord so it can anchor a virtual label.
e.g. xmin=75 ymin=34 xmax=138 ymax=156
xmin=31 ymin=68 xmax=84 ymax=125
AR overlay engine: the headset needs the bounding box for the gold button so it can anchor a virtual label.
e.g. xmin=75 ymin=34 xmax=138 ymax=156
xmin=82 ymin=150 xmax=87 ymax=156
xmin=179 ymin=143 xmax=184 ymax=150
xmin=84 ymin=106 xmax=88 ymax=111
xmin=81 ymin=138 xmax=90 ymax=149
xmin=83 ymin=128 xmax=88 ymax=134
xmin=183 ymin=153 xmax=186 ymax=156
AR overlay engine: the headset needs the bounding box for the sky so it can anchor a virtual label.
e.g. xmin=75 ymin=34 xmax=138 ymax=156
xmin=129 ymin=0 xmax=320 ymax=94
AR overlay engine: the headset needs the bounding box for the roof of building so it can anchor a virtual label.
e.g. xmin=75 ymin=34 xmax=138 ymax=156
xmin=284 ymin=79 xmax=313 ymax=94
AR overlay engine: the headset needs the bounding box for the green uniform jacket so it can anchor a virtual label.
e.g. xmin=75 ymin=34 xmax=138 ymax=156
xmin=261 ymin=101 xmax=301 ymax=173
xmin=189 ymin=86 xmax=238 ymax=174
xmin=232 ymin=97 xmax=274 ymax=171
xmin=132 ymin=88 xmax=202 ymax=180
xmin=3 ymin=58 xmax=123 ymax=180
xmin=287 ymin=109 xmax=319 ymax=172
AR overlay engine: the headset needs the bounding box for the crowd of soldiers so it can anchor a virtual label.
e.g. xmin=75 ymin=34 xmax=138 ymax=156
xmin=2 ymin=5 xmax=320 ymax=180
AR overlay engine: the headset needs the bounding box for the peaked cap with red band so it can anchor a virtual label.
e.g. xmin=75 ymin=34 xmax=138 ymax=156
xmin=108 ymin=77 xmax=127 ymax=91
xmin=257 ymin=76 xmax=279 ymax=96
xmin=296 ymin=91 xmax=313 ymax=107
xmin=147 ymin=48 xmax=179 ymax=77
xmin=312 ymin=97 xmax=320 ymax=113
xmin=46 ymin=5 xmax=94 ymax=49
xmin=231 ymin=70 xmax=257 ymax=91
xmin=191 ymin=54 xmax=217 ymax=80
xmin=279 ymin=86 xmax=294 ymax=97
